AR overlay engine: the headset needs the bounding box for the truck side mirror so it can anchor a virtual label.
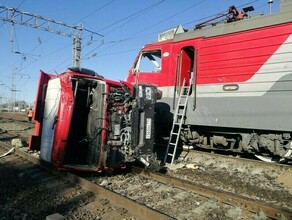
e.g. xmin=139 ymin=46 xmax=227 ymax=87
xmin=132 ymin=67 xmax=138 ymax=75
xmin=130 ymin=68 xmax=136 ymax=75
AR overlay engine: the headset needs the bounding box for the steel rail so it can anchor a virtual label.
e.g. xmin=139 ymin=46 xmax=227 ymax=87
xmin=186 ymin=149 xmax=292 ymax=167
xmin=0 ymin=141 xmax=174 ymax=220
xmin=132 ymin=166 xmax=292 ymax=220
xmin=0 ymin=114 xmax=34 ymax=125
xmin=1 ymin=130 xmax=28 ymax=140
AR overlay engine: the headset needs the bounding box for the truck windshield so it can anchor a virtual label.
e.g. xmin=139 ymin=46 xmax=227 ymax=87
xmin=135 ymin=50 xmax=161 ymax=73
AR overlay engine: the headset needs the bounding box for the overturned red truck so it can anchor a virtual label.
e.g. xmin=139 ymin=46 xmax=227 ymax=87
xmin=29 ymin=67 xmax=160 ymax=171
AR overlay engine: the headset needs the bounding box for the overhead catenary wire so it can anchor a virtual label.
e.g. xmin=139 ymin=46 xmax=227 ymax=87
xmin=80 ymin=0 xmax=166 ymax=61
xmin=69 ymin=1 xmax=163 ymax=63
xmin=97 ymin=0 xmax=166 ymax=35
xmin=82 ymin=0 xmax=208 ymax=60
xmin=83 ymin=0 xmax=264 ymax=61
xmin=49 ymin=0 xmax=168 ymax=72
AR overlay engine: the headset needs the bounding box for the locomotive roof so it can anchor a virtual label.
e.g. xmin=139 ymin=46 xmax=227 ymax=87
xmin=170 ymin=0 xmax=292 ymax=42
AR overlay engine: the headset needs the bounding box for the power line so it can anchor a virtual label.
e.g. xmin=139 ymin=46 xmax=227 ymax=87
xmin=2 ymin=1 xmax=116 ymax=73
xmin=82 ymin=0 xmax=207 ymax=61
xmin=77 ymin=0 xmax=116 ymax=23
xmin=0 ymin=4 xmax=103 ymax=68
xmin=82 ymin=0 xmax=264 ymax=61
xmin=81 ymin=0 xmax=166 ymax=60
xmin=15 ymin=0 xmax=25 ymax=9
xmin=98 ymin=0 xmax=166 ymax=35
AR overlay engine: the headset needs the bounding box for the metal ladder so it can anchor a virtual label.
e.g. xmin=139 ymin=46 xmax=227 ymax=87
xmin=164 ymin=78 xmax=191 ymax=164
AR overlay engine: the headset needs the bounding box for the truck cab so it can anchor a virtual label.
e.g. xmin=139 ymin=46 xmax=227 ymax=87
xmin=29 ymin=67 xmax=158 ymax=171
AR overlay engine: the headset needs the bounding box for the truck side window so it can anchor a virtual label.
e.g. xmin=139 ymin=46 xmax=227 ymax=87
xmin=136 ymin=50 xmax=161 ymax=73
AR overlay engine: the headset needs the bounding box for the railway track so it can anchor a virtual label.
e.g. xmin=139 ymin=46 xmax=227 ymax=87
xmin=131 ymin=166 xmax=292 ymax=220
xmin=3 ymin=138 xmax=289 ymax=220
xmin=0 ymin=114 xmax=33 ymax=142
xmin=0 ymin=141 xmax=172 ymax=220
xmin=0 ymin=112 xmax=28 ymax=121
xmin=84 ymin=162 xmax=292 ymax=219
xmin=1 ymin=113 xmax=292 ymax=219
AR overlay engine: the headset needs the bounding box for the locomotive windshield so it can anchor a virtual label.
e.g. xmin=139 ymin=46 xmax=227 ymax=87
xmin=134 ymin=50 xmax=161 ymax=73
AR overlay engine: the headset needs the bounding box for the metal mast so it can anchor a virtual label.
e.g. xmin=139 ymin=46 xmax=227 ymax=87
xmin=0 ymin=5 xmax=103 ymax=67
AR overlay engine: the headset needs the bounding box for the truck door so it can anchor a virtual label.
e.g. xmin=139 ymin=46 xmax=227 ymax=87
xmin=29 ymin=71 xmax=56 ymax=152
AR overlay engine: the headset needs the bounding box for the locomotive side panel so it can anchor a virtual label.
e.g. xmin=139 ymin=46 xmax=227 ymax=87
xmin=197 ymin=25 xmax=292 ymax=84
xmin=188 ymin=24 xmax=292 ymax=132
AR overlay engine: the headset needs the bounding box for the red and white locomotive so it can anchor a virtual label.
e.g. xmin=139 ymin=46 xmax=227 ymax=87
xmin=126 ymin=0 xmax=292 ymax=163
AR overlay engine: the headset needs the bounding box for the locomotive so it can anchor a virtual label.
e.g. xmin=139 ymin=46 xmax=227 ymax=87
xmin=29 ymin=67 xmax=159 ymax=171
xmin=126 ymin=0 xmax=292 ymax=163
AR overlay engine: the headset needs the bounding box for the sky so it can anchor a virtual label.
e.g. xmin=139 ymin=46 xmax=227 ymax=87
xmin=0 ymin=0 xmax=279 ymax=105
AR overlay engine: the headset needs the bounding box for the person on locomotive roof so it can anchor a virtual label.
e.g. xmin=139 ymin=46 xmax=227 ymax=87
xmin=228 ymin=5 xmax=247 ymax=22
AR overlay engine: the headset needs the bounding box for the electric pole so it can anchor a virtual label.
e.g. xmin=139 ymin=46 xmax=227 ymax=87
xmin=72 ymin=37 xmax=82 ymax=68
xmin=11 ymin=67 xmax=21 ymax=111
xmin=0 ymin=5 xmax=103 ymax=68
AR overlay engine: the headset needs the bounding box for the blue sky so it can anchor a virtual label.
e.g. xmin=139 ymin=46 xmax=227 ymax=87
xmin=0 ymin=0 xmax=279 ymax=104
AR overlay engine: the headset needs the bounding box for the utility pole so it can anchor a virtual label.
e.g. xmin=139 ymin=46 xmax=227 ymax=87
xmin=11 ymin=68 xmax=16 ymax=111
xmin=72 ymin=37 xmax=82 ymax=68
xmin=11 ymin=67 xmax=21 ymax=111
xmin=0 ymin=5 xmax=103 ymax=68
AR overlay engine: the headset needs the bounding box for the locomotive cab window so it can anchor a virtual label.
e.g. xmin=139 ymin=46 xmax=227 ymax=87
xmin=134 ymin=50 xmax=161 ymax=73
